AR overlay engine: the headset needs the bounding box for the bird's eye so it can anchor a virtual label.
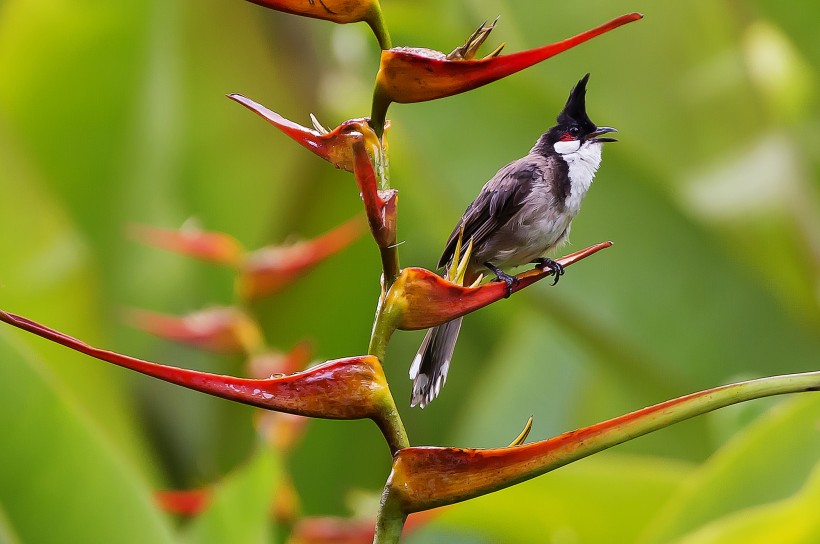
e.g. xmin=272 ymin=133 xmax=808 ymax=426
xmin=559 ymin=127 xmax=580 ymax=142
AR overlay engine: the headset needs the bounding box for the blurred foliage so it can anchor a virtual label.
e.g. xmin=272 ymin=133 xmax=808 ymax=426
xmin=0 ymin=0 xmax=818 ymax=542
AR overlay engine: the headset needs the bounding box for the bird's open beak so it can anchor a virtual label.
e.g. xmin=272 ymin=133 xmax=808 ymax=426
xmin=588 ymin=126 xmax=618 ymax=143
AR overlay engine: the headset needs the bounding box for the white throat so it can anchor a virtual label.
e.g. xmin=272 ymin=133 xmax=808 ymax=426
xmin=553 ymin=141 xmax=603 ymax=214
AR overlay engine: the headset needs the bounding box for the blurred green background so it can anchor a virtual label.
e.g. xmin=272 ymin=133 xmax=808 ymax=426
xmin=1 ymin=0 xmax=819 ymax=542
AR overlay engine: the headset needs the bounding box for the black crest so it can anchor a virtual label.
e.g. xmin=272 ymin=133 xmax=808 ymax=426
xmin=556 ymin=73 xmax=596 ymax=133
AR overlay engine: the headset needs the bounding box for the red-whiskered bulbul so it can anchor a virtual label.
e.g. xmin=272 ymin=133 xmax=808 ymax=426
xmin=410 ymin=73 xmax=616 ymax=408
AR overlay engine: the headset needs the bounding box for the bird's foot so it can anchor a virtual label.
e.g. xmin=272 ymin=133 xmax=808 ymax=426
xmin=485 ymin=262 xmax=519 ymax=298
xmin=532 ymin=258 xmax=565 ymax=286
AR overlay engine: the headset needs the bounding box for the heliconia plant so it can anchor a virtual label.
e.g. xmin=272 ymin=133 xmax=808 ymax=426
xmin=2 ymin=2 xmax=818 ymax=543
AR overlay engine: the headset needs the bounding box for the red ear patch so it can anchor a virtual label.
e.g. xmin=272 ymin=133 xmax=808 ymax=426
xmin=560 ymin=132 xmax=576 ymax=142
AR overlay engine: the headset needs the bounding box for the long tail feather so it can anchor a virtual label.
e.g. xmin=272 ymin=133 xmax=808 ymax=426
xmin=409 ymin=317 xmax=463 ymax=408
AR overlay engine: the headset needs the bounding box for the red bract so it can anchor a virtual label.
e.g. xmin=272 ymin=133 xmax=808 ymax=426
xmin=290 ymin=517 xmax=374 ymax=544
xmin=247 ymin=0 xmax=377 ymax=24
xmin=238 ymin=217 xmax=365 ymax=300
xmin=248 ymin=343 xmax=314 ymax=452
xmin=155 ymin=488 xmax=211 ymax=516
xmin=228 ymin=94 xmax=385 ymax=172
xmin=290 ymin=510 xmax=440 ymax=544
xmin=368 ymin=241 xmax=611 ymax=361
xmin=245 ymin=0 xmax=391 ymax=49
xmin=352 ymin=141 xmax=395 ymax=248
xmin=386 ymin=241 xmax=612 ymax=331
xmin=383 ymin=371 xmax=820 ymax=514
xmin=0 ymin=310 xmax=394 ymax=425
xmin=371 ymin=13 xmax=643 ymax=131
xmin=129 ymin=224 xmax=244 ymax=266
xmin=156 ymin=474 xmax=300 ymax=523
xmin=126 ymin=306 xmax=263 ymax=354
xmin=351 ymin=141 xmax=400 ymax=286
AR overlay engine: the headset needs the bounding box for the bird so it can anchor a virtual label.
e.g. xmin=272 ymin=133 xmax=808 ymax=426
xmin=409 ymin=73 xmax=616 ymax=408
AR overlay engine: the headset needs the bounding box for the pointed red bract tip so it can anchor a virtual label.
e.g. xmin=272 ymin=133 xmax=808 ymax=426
xmin=228 ymin=94 xmax=384 ymax=172
xmin=129 ymin=224 xmax=244 ymax=266
xmin=371 ymin=13 xmax=642 ymax=126
xmin=237 ymin=217 xmax=365 ymax=300
xmin=0 ymin=309 xmax=391 ymax=421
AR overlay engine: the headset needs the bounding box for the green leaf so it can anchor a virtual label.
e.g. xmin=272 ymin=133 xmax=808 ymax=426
xmin=0 ymin=503 xmax=23 ymax=544
xmin=640 ymin=395 xmax=820 ymax=544
xmin=673 ymin=460 xmax=820 ymax=544
xmin=452 ymin=308 xmax=712 ymax=460
xmin=0 ymin=120 xmax=159 ymax=479
xmin=184 ymin=446 xmax=280 ymax=544
xmin=0 ymin=331 xmax=175 ymax=544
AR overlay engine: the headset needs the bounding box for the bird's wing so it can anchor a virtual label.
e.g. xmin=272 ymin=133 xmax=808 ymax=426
xmin=438 ymin=156 xmax=549 ymax=269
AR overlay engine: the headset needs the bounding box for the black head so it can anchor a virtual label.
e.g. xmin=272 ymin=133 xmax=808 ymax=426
xmin=556 ymin=73 xmax=596 ymax=134
xmin=535 ymin=74 xmax=617 ymax=154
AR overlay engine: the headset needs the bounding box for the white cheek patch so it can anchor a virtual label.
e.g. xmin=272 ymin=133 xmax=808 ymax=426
xmin=553 ymin=140 xmax=581 ymax=155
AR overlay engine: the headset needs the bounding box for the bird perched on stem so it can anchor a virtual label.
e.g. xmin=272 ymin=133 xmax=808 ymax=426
xmin=410 ymin=73 xmax=616 ymax=408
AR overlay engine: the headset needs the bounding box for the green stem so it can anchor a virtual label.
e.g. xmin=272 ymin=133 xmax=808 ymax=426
xmin=373 ymin=142 xmax=390 ymax=191
xmin=374 ymin=396 xmax=410 ymax=454
xmin=374 ymin=146 xmax=399 ymax=287
xmin=370 ymin=86 xmax=390 ymax=140
xmin=366 ymin=4 xmax=392 ymax=50
xmin=373 ymin=491 xmax=406 ymax=544
xmin=367 ymin=324 xmax=388 ymax=363
xmin=367 ymin=285 xmax=407 ymax=453
xmin=355 ymin=139 xmax=398 ymax=287
xmin=379 ymin=246 xmax=400 ymax=290
xmin=367 ymin=287 xmax=400 ymax=362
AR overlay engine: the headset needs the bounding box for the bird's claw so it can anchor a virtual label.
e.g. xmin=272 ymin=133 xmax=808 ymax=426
xmin=533 ymin=258 xmax=565 ymax=286
xmin=485 ymin=262 xmax=520 ymax=298
xmin=491 ymin=271 xmax=519 ymax=297
xmin=495 ymin=274 xmax=519 ymax=298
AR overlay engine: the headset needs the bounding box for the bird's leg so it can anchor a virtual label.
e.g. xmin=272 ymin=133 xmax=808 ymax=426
xmin=532 ymin=257 xmax=565 ymax=286
xmin=485 ymin=262 xmax=519 ymax=298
